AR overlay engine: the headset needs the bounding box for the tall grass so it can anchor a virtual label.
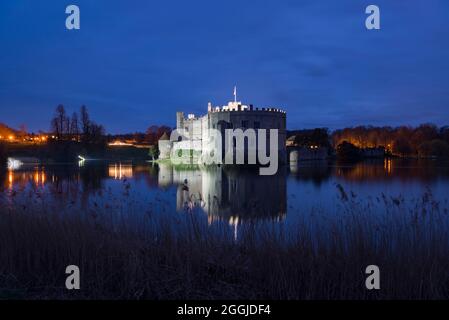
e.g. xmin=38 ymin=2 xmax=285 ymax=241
xmin=1 ymin=184 xmax=449 ymax=299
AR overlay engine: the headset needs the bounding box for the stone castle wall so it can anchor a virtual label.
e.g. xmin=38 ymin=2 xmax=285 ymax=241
xmin=165 ymin=104 xmax=287 ymax=164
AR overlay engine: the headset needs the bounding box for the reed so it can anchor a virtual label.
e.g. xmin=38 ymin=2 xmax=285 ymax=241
xmin=0 ymin=185 xmax=449 ymax=300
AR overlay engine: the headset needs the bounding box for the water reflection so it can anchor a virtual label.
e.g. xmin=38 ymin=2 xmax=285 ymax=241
xmin=3 ymin=167 xmax=46 ymax=190
xmin=2 ymin=159 xmax=449 ymax=225
xmin=108 ymin=163 xmax=133 ymax=180
xmin=289 ymin=160 xmax=333 ymax=186
xmin=158 ymin=164 xmax=287 ymax=223
xmin=333 ymin=159 xmax=449 ymax=182
xmin=287 ymin=158 xmax=449 ymax=185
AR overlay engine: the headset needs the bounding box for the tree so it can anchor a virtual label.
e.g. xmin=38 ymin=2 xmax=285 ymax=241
xmin=50 ymin=104 xmax=68 ymax=139
xmin=70 ymin=112 xmax=80 ymax=139
xmin=157 ymin=126 xmax=172 ymax=138
xmin=58 ymin=105 xmax=68 ymax=136
xmin=411 ymin=124 xmax=438 ymax=153
xmin=149 ymin=144 xmax=160 ymax=161
xmin=145 ymin=125 xmax=171 ymax=145
xmin=88 ymin=122 xmax=106 ymax=146
xmin=336 ymin=141 xmax=361 ymax=161
xmin=50 ymin=118 xmax=60 ymax=139
xmin=392 ymin=137 xmax=412 ymax=157
xmin=18 ymin=124 xmax=27 ymax=138
xmin=292 ymin=128 xmax=330 ymax=147
xmin=418 ymin=140 xmax=449 ymax=158
xmin=440 ymin=126 xmax=449 ymax=144
xmin=79 ymin=105 xmax=106 ymax=146
xmin=80 ymin=105 xmax=90 ymax=138
xmin=330 ymin=124 xmax=448 ymax=156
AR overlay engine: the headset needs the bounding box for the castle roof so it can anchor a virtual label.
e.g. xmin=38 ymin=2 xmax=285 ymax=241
xmin=159 ymin=132 xmax=169 ymax=141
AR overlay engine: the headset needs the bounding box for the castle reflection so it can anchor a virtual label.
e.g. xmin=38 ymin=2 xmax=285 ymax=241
xmin=158 ymin=163 xmax=287 ymax=223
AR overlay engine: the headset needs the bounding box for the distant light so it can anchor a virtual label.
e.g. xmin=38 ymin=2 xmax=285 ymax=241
xmin=78 ymin=155 xmax=86 ymax=161
xmin=7 ymin=158 xmax=22 ymax=170
xmin=108 ymin=141 xmax=133 ymax=146
xmin=8 ymin=135 xmax=14 ymax=140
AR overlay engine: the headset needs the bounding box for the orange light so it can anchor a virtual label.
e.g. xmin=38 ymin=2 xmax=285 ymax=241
xmin=8 ymin=170 xmax=13 ymax=189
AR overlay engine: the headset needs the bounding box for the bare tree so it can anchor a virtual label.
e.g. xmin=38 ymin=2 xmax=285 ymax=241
xmin=70 ymin=112 xmax=80 ymax=140
xmin=89 ymin=122 xmax=106 ymax=145
xmin=80 ymin=105 xmax=90 ymax=137
xmin=50 ymin=105 xmax=67 ymax=139
xmin=51 ymin=118 xmax=60 ymax=138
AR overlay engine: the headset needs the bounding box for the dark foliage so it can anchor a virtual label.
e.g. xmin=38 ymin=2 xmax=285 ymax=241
xmin=336 ymin=141 xmax=361 ymax=161
xmin=332 ymin=124 xmax=449 ymax=157
xmin=49 ymin=105 xmax=107 ymax=161
xmin=0 ymin=142 xmax=7 ymax=168
xmin=288 ymin=128 xmax=330 ymax=147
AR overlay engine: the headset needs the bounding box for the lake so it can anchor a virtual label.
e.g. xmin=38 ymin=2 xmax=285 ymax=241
xmin=2 ymin=158 xmax=449 ymax=239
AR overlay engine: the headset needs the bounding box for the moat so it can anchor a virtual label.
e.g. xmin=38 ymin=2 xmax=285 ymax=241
xmin=2 ymin=159 xmax=449 ymax=238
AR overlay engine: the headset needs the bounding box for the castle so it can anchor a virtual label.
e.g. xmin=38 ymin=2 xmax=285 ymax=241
xmin=159 ymin=91 xmax=287 ymax=166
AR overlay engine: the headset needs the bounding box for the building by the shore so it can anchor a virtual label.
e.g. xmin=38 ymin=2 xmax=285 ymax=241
xmin=159 ymin=94 xmax=287 ymax=165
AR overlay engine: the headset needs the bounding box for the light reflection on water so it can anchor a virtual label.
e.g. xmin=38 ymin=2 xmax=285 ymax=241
xmin=108 ymin=163 xmax=133 ymax=180
xmin=2 ymin=159 xmax=449 ymax=233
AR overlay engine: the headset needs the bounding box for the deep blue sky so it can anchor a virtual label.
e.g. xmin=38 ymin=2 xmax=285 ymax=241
xmin=1 ymin=0 xmax=449 ymax=133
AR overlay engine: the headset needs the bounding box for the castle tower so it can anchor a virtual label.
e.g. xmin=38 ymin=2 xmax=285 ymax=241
xmin=158 ymin=132 xmax=172 ymax=160
xmin=176 ymin=112 xmax=184 ymax=130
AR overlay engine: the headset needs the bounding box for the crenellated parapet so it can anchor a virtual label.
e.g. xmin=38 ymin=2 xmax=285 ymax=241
xmin=207 ymin=101 xmax=286 ymax=114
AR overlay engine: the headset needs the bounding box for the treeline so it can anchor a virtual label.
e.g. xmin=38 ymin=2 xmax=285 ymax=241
xmin=50 ymin=105 xmax=105 ymax=146
xmin=108 ymin=125 xmax=171 ymax=145
xmin=288 ymin=128 xmax=331 ymax=147
xmin=0 ymin=123 xmax=17 ymax=138
xmin=0 ymin=124 xmax=12 ymax=166
xmin=332 ymin=124 xmax=449 ymax=157
xmin=47 ymin=105 xmax=107 ymax=162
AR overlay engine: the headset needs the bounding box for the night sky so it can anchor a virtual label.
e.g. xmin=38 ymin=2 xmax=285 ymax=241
xmin=1 ymin=0 xmax=449 ymax=133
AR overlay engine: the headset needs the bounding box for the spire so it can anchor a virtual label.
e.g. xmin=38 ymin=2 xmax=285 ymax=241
xmin=233 ymin=86 xmax=237 ymax=103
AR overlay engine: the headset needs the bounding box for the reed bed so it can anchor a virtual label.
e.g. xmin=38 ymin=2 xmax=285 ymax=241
xmin=1 ymin=184 xmax=449 ymax=300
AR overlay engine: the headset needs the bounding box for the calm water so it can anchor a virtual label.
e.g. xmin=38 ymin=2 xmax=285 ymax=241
xmin=2 ymin=159 xmax=449 ymax=237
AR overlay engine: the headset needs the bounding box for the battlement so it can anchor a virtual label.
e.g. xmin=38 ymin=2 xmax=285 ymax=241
xmin=207 ymin=101 xmax=286 ymax=114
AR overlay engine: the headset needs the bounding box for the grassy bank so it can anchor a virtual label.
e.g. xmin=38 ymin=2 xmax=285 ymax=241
xmin=5 ymin=143 xmax=150 ymax=163
xmin=0 ymin=185 xmax=449 ymax=299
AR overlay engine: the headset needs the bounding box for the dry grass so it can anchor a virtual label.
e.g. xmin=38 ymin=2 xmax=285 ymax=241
xmin=1 ymin=184 xmax=449 ymax=300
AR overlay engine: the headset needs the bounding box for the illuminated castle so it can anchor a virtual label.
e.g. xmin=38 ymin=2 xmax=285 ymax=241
xmin=159 ymin=88 xmax=287 ymax=164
